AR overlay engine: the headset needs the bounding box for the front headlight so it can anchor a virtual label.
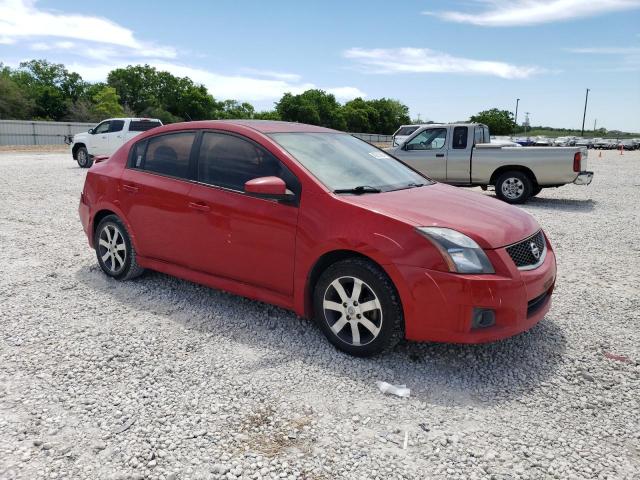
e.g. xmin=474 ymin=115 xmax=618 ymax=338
xmin=416 ymin=227 xmax=494 ymax=274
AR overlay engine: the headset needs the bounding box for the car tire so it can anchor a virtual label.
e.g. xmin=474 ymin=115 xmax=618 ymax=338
xmin=313 ymin=257 xmax=404 ymax=357
xmin=531 ymin=186 xmax=543 ymax=197
xmin=76 ymin=146 xmax=93 ymax=168
xmin=495 ymin=171 xmax=532 ymax=204
xmin=94 ymin=215 xmax=144 ymax=280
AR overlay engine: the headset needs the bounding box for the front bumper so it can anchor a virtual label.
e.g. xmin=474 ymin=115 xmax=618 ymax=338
xmin=573 ymin=171 xmax=593 ymax=185
xmin=397 ymin=246 xmax=557 ymax=343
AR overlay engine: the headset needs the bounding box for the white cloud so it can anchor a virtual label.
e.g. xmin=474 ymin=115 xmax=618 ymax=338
xmin=0 ymin=0 xmax=176 ymax=58
xmin=566 ymin=47 xmax=640 ymax=54
xmin=66 ymin=60 xmax=366 ymax=102
xmin=424 ymin=0 xmax=640 ymax=26
xmin=239 ymin=68 xmax=303 ymax=82
xmin=2 ymin=0 xmax=366 ymax=103
xmin=344 ymin=47 xmax=542 ymax=79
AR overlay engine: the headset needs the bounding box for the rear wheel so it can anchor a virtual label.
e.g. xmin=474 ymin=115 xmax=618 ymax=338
xmin=76 ymin=146 xmax=93 ymax=168
xmin=495 ymin=171 xmax=532 ymax=204
xmin=94 ymin=215 xmax=144 ymax=280
xmin=313 ymin=258 xmax=404 ymax=357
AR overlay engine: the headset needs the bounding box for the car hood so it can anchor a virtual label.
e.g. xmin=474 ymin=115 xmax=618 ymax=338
xmin=338 ymin=183 xmax=540 ymax=249
xmin=73 ymin=132 xmax=89 ymax=142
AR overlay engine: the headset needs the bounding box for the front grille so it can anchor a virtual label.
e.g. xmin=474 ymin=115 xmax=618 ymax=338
xmin=506 ymin=230 xmax=546 ymax=269
xmin=527 ymin=291 xmax=549 ymax=317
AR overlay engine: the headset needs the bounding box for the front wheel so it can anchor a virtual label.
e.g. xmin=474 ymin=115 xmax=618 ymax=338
xmin=76 ymin=146 xmax=93 ymax=168
xmin=313 ymin=258 xmax=404 ymax=357
xmin=495 ymin=171 xmax=533 ymax=204
xmin=94 ymin=215 xmax=144 ymax=280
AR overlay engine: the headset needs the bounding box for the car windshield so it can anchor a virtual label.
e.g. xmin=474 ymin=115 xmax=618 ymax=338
xmin=269 ymin=133 xmax=432 ymax=192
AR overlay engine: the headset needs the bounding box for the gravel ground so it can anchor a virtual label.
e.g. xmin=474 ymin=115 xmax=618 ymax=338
xmin=0 ymin=149 xmax=638 ymax=480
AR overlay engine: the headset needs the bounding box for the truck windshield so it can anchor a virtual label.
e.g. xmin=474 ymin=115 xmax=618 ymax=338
xmin=269 ymin=133 xmax=432 ymax=193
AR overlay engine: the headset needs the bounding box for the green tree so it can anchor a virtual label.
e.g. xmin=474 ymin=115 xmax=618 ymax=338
xmin=0 ymin=66 xmax=33 ymax=119
xmin=276 ymin=90 xmax=346 ymax=130
xmin=470 ymin=108 xmax=516 ymax=135
xmin=367 ymin=98 xmax=410 ymax=134
xmin=92 ymin=86 xmax=124 ymax=118
xmin=343 ymin=97 xmax=380 ymax=133
xmin=253 ymin=110 xmax=281 ymax=120
xmin=11 ymin=60 xmax=88 ymax=120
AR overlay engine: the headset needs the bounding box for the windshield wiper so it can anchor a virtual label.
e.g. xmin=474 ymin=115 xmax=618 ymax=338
xmin=388 ymin=182 xmax=426 ymax=191
xmin=334 ymin=185 xmax=382 ymax=194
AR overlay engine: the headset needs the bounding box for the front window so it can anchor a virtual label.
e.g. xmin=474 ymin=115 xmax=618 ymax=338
xmin=94 ymin=121 xmax=110 ymax=134
xmin=269 ymin=133 xmax=431 ymax=192
xmin=406 ymin=128 xmax=447 ymax=150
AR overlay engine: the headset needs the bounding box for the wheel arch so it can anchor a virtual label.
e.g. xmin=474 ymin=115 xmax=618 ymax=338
xmin=72 ymin=143 xmax=86 ymax=158
xmin=490 ymin=165 xmax=538 ymax=187
xmin=304 ymin=249 xmax=403 ymax=320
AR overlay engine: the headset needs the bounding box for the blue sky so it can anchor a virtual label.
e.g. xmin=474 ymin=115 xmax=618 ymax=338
xmin=1 ymin=0 xmax=639 ymax=131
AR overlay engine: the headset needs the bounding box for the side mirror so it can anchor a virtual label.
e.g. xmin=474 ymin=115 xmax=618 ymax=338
xmin=244 ymin=176 xmax=293 ymax=200
xmin=88 ymin=128 xmax=94 ymax=134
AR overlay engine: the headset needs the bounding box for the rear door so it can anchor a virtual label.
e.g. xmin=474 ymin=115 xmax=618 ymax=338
xmin=187 ymin=131 xmax=300 ymax=295
xmin=393 ymin=128 xmax=447 ymax=180
xmin=445 ymin=126 xmax=472 ymax=184
xmin=119 ymin=131 xmax=197 ymax=266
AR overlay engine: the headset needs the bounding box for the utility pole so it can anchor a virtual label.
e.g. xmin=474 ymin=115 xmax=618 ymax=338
xmin=593 ymin=118 xmax=597 ymax=133
xmin=524 ymin=112 xmax=530 ymax=138
xmin=514 ymin=98 xmax=520 ymax=136
xmin=581 ymin=88 xmax=590 ymax=137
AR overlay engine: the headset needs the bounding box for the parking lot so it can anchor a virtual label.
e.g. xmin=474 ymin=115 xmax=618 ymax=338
xmin=0 ymin=149 xmax=638 ymax=479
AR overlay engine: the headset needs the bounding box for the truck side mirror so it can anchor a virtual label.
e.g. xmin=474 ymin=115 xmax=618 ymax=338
xmin=88 ymin=128 xmax=94 ymax=134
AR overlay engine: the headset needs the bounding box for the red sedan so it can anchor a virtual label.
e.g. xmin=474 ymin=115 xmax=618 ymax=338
xmin=79 ymin=120 xmax=556 ymax=357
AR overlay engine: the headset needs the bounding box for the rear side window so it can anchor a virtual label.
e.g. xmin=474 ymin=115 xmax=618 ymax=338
xmin=135 ymin=132 xmax=195 ymax=179
xmin=452 ymin=127 xmax=468 ymax=149
xmin=197 ymin=132 xmax=299 ymax=194
xmin=130 ymin=120 xmax=162 ymax=132
xmin=395 ymin=126 xmax=419 ymax=136
xmin=109 ymin=120 xmax=124 ymax=133
xmin=474 ymin=127 xmax=484 ymax=145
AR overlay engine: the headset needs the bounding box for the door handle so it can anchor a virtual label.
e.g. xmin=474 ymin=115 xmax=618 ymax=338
xmin=189 ymin=201 xmax=210 ymax=212
xmin=101 ymin=136 xmax=107 ymax=139
xmin=436 ymin=153 xmax=445 ymax=158
xmin=122 ymin=184 xmax=139 ymax=193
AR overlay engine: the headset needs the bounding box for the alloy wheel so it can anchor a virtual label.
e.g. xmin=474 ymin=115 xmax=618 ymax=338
xmin=501 ymin=177 xmax=525 ymax=200
xmin=323 ymin=276 xmax=383 ymax=346
xmin=97 ymin=224 xmax=127 ymax=274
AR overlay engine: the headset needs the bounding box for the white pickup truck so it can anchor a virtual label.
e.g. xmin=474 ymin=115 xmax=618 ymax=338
xmin=386 ymin=123 xmax=593 ymax=203
xmin=71 ymin=118 xmax=162 ymax=167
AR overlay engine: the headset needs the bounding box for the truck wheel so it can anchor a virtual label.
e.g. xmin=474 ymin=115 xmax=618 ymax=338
xmin=76 ymin=146 xmax=93 ymax=168
xmin=495 ymin=171 xmax=532 ymax=204
xmin=313 ymin=258 xmax=404 ymax=357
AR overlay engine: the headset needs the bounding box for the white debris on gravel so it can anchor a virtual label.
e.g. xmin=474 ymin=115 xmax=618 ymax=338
xmin=0 ymin=149 xmax=638 ymax=479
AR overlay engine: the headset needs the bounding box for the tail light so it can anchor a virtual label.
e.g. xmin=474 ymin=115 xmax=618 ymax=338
xmin=573 ymin=152 xmax=581 ymax=172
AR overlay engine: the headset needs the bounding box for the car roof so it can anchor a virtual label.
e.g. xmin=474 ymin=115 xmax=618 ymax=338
xmin=174 ymin=120 xmax=340 ymax=134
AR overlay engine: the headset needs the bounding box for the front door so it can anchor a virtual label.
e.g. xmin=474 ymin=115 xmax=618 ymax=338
xmin=106 ymin=119 xmax=126 ymax=155
xmin=91 ymin=120 xmax=111 ymax=155
xmin=393 ymin=128 xmax=448 ymax=180
xmin=187 ymin=131 xmax=299 ymax=295
xmin=119 ymin=131 xmax=197 ymax=266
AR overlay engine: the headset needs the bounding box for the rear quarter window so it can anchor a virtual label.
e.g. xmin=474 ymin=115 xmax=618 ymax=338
xmin=129 ymin=121 xmax=162 ymax=132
